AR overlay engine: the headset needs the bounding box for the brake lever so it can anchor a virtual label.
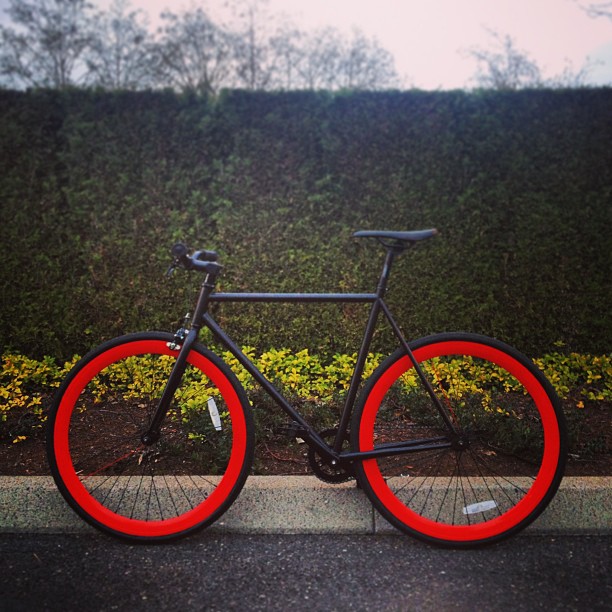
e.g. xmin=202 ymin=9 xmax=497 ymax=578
xmin=167 ymin=243 xmax=190 ymax=277
xmin=166 ymin=259 xmax=179 ymax=278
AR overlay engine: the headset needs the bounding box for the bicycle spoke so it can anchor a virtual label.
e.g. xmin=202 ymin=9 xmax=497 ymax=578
xmin=355 ymin=334 xmax=565 ymax=545
xmin=49 ymin=335 xmax=253 ymax=540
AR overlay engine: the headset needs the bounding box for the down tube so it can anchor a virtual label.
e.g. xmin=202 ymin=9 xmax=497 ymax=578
xmin=201 ymin=313 xmax=315 ymax=436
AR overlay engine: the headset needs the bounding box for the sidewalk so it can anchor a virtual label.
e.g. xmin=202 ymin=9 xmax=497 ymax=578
xmin=0 ymin=476 xmax=610 ymax=535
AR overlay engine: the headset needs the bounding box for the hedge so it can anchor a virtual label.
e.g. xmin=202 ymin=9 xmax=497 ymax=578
xmin=0 ymin=88 xmax=610 ymax=359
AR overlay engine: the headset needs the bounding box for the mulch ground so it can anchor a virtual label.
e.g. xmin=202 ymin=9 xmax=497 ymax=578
xmin=1 ymin=400 xmax=609 ymax=477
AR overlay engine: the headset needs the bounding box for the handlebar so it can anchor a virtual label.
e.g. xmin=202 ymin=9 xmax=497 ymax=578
xmin=169 ymin=243 xmax=221 ymax=275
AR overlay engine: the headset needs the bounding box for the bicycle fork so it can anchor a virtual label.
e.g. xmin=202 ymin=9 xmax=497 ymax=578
xmin=141 ymin=268 xmax=219 ymax=446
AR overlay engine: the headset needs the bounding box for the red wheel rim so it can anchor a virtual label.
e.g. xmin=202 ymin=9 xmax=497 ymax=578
xmin=359 ymin=340 xmax=561 ymax=542
xmin=53 ymin=340 xmax=248 ymax=537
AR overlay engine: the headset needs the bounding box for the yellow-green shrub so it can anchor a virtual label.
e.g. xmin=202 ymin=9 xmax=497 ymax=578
xmin=533 ymin=353 xmax=612 ymax=403
xmin=221 ymin=347 xmax=382 ymax=401
xmin=0 ymin=353 xmax=75 ymax=442
xmin=1 ymin=349 xmax=609 ymax=444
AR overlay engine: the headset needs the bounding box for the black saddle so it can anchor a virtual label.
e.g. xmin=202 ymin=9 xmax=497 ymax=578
xmin=353 ymin=229 xmax=438 ymax=248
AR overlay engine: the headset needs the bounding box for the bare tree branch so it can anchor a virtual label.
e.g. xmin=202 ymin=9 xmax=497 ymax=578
xmin=150 ymin=7 xmax=236 ymax=95
xmin=467 ymin=30 xmax=542 ymax=90
xmin=0 ymin=0 xmax=403 ymax=92
xmin=0 ymin=0 xmax=95 ymax=88
xmin=466 ymin=28 xmax=593 ymax=90
xmin=581 ymin=1 xmax=612 ymax=19
xmin=84 ymin=0 xmax=152 ymax=90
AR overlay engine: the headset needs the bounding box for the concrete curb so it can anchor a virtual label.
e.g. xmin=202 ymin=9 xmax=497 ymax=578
xmin=0 ymin=476 xmax=610 ymax=536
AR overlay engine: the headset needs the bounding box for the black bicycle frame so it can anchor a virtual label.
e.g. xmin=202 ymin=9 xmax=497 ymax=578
xmin=146 ymin=248 xmax=457 ymax=465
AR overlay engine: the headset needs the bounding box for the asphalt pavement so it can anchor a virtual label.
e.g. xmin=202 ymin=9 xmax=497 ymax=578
xmin=0 ymin=532 xmax=610 ymax=611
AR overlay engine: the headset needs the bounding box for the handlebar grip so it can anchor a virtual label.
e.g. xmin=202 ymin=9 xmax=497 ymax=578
xmin=169 ymin=243 xmax=221 ymax=274
xmin=193 ymin=249 xmax=219 ymax=262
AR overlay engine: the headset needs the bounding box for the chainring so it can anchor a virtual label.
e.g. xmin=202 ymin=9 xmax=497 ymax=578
xmin=308 ymin=428 xmax=354 ymax=483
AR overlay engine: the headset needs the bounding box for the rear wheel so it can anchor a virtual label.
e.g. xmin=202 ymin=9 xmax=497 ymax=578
xmin=47 ymin=332 xmax=254 ymax=542
xmin=352 ymin=333 xmax=567 ymax=547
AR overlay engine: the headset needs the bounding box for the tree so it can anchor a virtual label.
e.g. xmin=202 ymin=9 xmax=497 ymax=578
xmin=336 ymin=29 xmax=400 ymax=90
xmin=582 ymin=1 xmax=612 ymax=18
xmin=467 ymin=29 xmax=591 ymax=90
xmin=84 ymin=0 xmax=152 ymax=90
xmin=150 ymin=7 xmax=235 ymax=95
xmin=467 ymin=30 xmax=542 ymax=90
xmin=0 ymin=0 xmax=403 ymax=93
xmin=226 ymin=0 xmax=275 ymax=90
xmin=293 ymin=27 xmax=400 ymax=91
xmin=268 ymin=22 xmax=305 ymax=90
xmin=0 ymin=0 xmax=94 ymax=88
xmin=294 ymin=27 xmax=342 ymax=90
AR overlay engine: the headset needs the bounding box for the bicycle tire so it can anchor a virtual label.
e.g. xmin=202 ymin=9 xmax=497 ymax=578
xmin=351 ymin=332 xmax=567 ymax=547
xmin=47 ymin=332 xmax=254 ymax=542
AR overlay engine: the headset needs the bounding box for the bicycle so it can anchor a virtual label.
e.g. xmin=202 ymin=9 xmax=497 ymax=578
xmin=47 ymin=230 xmax=567 ymax=547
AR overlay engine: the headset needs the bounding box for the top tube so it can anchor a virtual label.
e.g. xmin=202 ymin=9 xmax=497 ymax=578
xmin=208 ymin=293 xmax=378 ymax=303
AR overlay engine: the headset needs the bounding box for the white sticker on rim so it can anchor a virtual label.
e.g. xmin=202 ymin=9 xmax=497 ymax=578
xmin=207 ymin=398 xmax=222 ymax=431
xmin=463 ymin=500 xmax=498 ymax=515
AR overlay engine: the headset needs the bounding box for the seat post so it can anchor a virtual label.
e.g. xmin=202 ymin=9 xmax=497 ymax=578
xmin=376 ymin=247 xmax=398 ymax=298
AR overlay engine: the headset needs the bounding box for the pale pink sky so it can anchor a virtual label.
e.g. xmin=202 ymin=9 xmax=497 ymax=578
xmin=2 ymin=0 xmax=611 ymax=88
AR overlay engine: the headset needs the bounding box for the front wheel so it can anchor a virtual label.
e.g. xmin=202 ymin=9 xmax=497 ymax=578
xmin=47 ymin=332 xmax=254 ymax=542
xmin=352 ymin=333 xmax=567 ymax=547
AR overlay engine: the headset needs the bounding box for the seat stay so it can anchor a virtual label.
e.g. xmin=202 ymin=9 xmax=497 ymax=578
xmin=379 ymin=300 xmax=461 ymax=438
